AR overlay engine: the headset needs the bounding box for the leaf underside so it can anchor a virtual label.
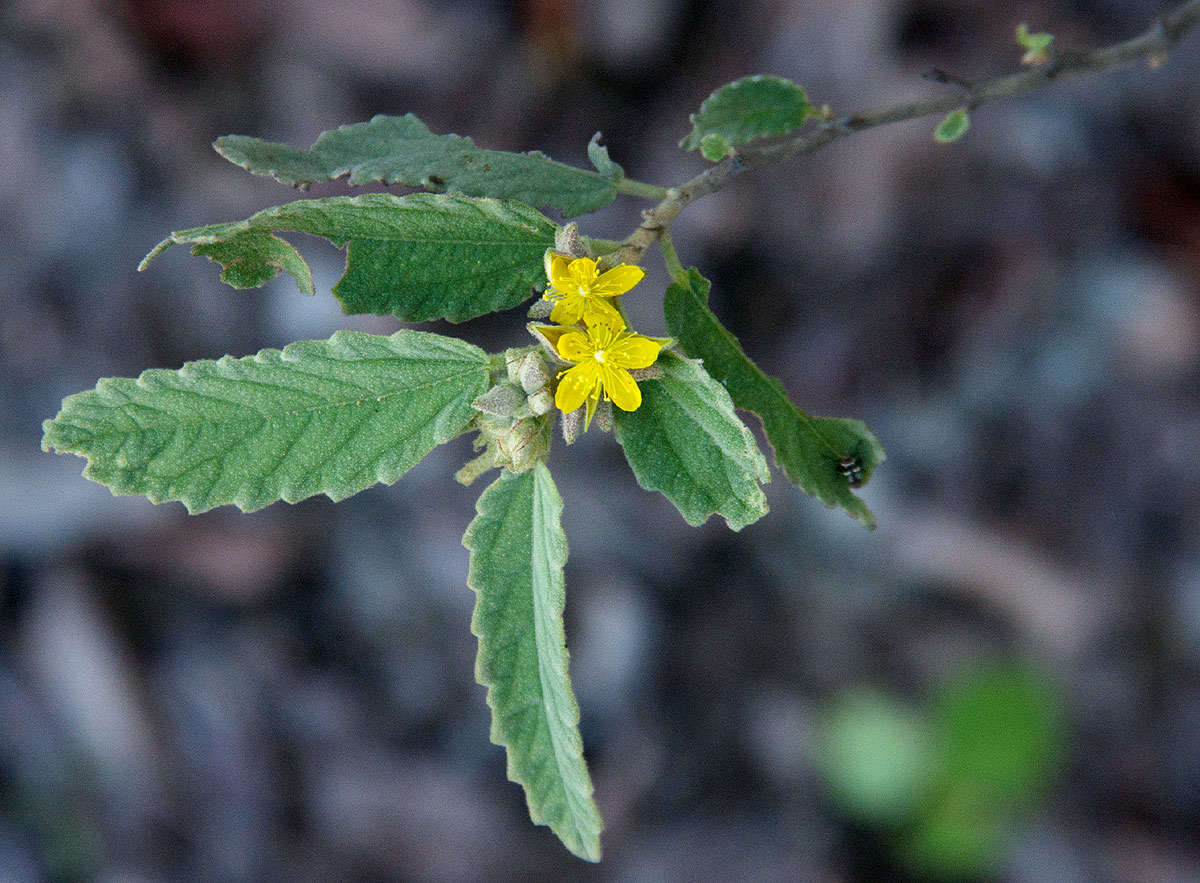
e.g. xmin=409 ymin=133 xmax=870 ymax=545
xmin=663 ymin=267 xmax=883 ymax=527
xmin=215 ymin=113 xmax=619 ymax=217
xmin=141 ymin=193 xmax=558 ymax=323
xmin=464 ymin=465 xmax=603 ymax=862
xmin=613 ymin=351 xmax=770 ymax=531
xmin=41 ymin=329 xmax=489 ymax=513
xmin=681 ymin=74 xmax=816 ymax=151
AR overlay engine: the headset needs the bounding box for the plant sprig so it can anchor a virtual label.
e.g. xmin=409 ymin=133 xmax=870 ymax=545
xmin=40 ymin=0 xmax=1200 ymax=862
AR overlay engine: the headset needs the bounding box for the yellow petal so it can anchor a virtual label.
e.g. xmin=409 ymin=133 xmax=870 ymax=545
xmin=555 ymin=362 xmax=600 ymax=413
xmin=581 ymin=298 xmax=625 ymax=330
xmin=567 ymin=257 xmax=599 ymax=290
xmin=601 ymin=366 xmax=642 ymax=411
xmin=608 ymin=333 xmax=666 ymax=369
xmin=555 ymin=329 xmax=593 ymax=362
xmin=591 ymin=264 xmax=645 ymax=298
xmin=548 ymin=253 xmax=573 ymax=291
xmin=584 ymin=320 xmax=619 ymax=348
xmin=549 ymin=297 xmax=585 ymax=326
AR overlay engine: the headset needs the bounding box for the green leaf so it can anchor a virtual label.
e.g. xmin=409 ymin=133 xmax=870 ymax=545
xmin=191 ymin=227 xmax=315 ymax=293
xmin=141 ymin=193 xmax=557 ymax=323
xmin=932 ymin=663 xmax=1063 ymax=806
xmin=680 ymin=75 xmax=815 ymax=152
xmin=214 ymin=113 xmax=618 ymax=217
xmin=463 ymin=465 xmax=603 ymax=863
xmin=42 ymin=330 xmax=489 ymax=513
xmin=613 ymin=351 xmax=769 ymax=531
xmin=699 ymin=133 xmax=730 ymax=162
xmin=586 ymin=132 xmax=623 ymax=179
xmin=898 ymin=785 xmax=1005 ymax=879
xmin=663 ymin=267 xmax=883 ymax=527
xmin=817 ymin=691 xmax=936 ymax=825
xmin=934 ymin=108 xmax=970 ymax=143
xmin=1015 ymin=23 xmax=1054 ymax=53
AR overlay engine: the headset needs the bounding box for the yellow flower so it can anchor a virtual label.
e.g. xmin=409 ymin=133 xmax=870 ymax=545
xmin=542 ymin=253 xmax=645 ymax=327
xmin=539 ymin=319 xmax=669 ymax=429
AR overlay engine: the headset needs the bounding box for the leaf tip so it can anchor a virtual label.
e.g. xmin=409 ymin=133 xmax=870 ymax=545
xmin=138 ymin=237 xmax=175 ymax=271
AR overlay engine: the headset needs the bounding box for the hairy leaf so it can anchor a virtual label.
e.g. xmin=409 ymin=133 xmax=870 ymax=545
xmin=141 ymin=193 xmax=557 ymax=323
xmin=663 ymin=267 xmax=883 ymax=527
xmin=464 ymin=465 xmax=603 ymax=862
xmin=681 ymin=75 xmax=815 ymax=152
xmin=215 ymin=113 xmax=618 ymax=216
xmin=586 ymin=132 xmax=623 ymax=179
xmin=935 ymin=108 xmax=970 ymax=143
xmin=614 ymin=351 xmax=769 ymax=531
xmin=42 ymin=330 xmax=488 ymax=513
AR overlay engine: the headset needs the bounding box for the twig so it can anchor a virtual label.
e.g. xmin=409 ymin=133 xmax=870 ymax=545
xmin=613 ymin=0 xmax=1200 ymax=265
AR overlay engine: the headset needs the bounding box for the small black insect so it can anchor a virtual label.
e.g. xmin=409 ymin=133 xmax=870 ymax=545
xmin=837 ymin=455 xmax=864 ymax=488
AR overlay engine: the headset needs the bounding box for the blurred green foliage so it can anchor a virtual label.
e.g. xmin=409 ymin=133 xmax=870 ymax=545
xmin=817 ymin=662 xmax=1064 ymax=879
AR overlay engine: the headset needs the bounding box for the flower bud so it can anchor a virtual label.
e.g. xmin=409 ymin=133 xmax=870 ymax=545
xmin=472 ymin=382 xmax=526 ymax=418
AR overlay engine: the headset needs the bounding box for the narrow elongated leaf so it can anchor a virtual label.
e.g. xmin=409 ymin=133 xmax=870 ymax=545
xmin=664 ymin=268 xmax=883 ymax=527
xmin=463 ymin=465 xmax=603 ymax=862
xmin=680 ymin=75 xmax=815 ymax=152
xmin=215 ymin=113 xmax=618 ymax=216
xmin=141 ymin=193 xmax=557 ymax=323
xmin=42 ymin=330 xmax=488 ymax=513
xmin=613 ymin=351 xmax=769 ymax=531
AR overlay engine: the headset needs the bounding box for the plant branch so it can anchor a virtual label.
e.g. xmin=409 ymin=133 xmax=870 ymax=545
xmin=615 ymin=177 xmax=671 ymax=200
xmin=611 ymin=0 xmax=1200 ymax=266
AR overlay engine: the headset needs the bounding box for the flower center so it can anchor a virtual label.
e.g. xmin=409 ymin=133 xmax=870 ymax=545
xmin=593 ymin=350 xmax=606 ymax=363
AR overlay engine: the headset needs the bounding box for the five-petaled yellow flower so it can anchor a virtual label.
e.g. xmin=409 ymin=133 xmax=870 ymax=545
xmin=543 ymin=253 xmax=645 ymax=327
xmin=543 ymin=319 xmax=669 ymax=428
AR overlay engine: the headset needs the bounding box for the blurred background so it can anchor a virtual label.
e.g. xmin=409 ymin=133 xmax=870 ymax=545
xmin=3 ymin=0 xmax=1200 ymax=879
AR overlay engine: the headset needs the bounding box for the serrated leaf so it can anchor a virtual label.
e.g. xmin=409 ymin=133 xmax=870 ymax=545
xmin=215 ymin=113 xmax=618 ymax=217
xmin=663 ymin=267 xmax=883 ymax=527
xmin=680 ymin=75 xmax=815 ymax=151
xmin=141 ymin=193 xmax=557 ymax=323
xmin=613 ymin=351 xmax=769 ymax=531
xmin=935 ymin=108 xmax=970 ymax=143
xmin=463 ymin=464 xmax=603 ymax=862
xmin=42 ymin=330 xmax=488 ymax=513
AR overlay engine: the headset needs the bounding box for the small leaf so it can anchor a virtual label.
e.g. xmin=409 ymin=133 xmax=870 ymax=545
xmin=1014 ymin=23 xmax=1054 ymax=52
xmin=142 ymin=193 xmax=557 ymax=323
xmin=817 ymin=691 xmax=936 ymax=824
xmin=215 ymin=113 xmax=618 ymax=217
xmin=663 ymin=267 xmax=883 ymax=527
xmin=898 ymin=785 xmax=1006 ymax=879
xmin=932 ymin=663 xmax=1063 ymax=806
xmin=699 ymin=133 xmax=730 ymax=162
xmin=463 ymin=465 xmax=603 ymax=862
xmin=935 ymin=108 xmax=970 ymax=143
xmin=613 ymin=351 xmax=769 ymax=531
xmin=42 ymin=330 xmax=489 ymax=513
xmin=680 ymin=75 xmax=815 ymax=151
xmin=586 ymin=133 xmax=623 ymax=179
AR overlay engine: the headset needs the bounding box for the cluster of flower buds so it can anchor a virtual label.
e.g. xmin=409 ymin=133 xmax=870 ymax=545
xmin=456 ymin=349 xmax=556 ymax=484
